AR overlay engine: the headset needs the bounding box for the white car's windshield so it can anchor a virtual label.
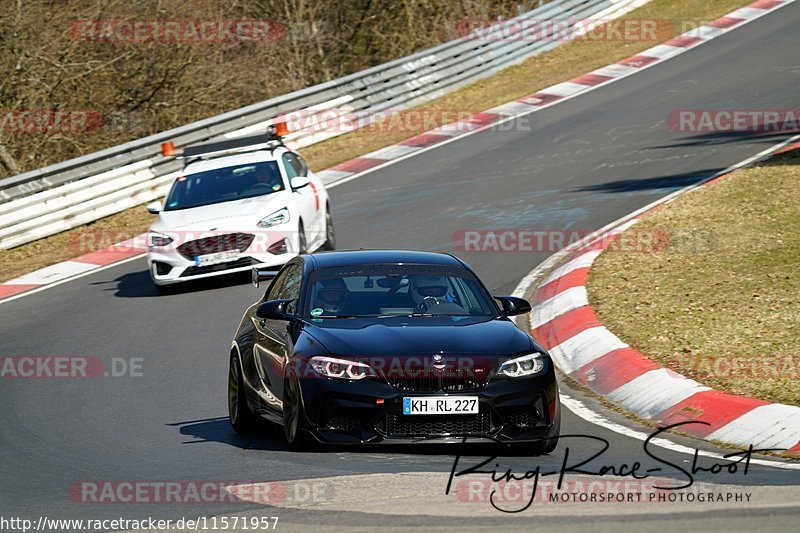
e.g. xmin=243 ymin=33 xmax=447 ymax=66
xmin=164 ymin=161 xmax=283 ymax=211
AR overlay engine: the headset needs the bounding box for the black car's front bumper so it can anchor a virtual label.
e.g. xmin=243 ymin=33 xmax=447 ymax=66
xmin=297 ymin=370 xmax=560 ymax=445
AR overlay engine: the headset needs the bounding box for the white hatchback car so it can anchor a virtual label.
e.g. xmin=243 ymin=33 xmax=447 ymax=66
xmin=146 ymin=130 xmax=334 ymax=292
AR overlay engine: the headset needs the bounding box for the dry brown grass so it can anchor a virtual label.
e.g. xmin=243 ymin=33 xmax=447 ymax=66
xmin=588 ymin=149 xmax=800 ymax=406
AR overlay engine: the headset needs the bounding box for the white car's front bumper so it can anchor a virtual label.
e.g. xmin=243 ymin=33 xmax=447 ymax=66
xmin=147 ymin=229 xmax=297 ymax=285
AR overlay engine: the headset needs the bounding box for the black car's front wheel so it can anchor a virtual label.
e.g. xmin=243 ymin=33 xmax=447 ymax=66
xmin=283 ymin=372 xmax=313 ymax=450
xmin=228 ymin=354 xmax=258 ymax=433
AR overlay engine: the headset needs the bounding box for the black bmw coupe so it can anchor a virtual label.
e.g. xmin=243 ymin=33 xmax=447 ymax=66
xmin=228 ymin=250 xmax=560 ymax=453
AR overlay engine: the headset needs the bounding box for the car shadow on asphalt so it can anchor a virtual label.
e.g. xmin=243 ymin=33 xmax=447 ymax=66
xmin=171 ymin=416 xmax=552 ymax=457
xmin=653 ymin=130 xmax=795 ymax=149
xmin=107 ymin=270 xmax=252 ymax=298
xmin=570 ymin=168 xmax=722 ymax=194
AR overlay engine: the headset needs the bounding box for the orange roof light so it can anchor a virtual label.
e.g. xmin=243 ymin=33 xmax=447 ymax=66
xmin=161 ymin=141 xmax=178 ymax=157
xmin=274 ymin=120 xmax=289 ymax=138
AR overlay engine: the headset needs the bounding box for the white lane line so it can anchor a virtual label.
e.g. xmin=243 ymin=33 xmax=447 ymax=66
xmin=0 ymin=254 xmax=146 ymax=305
xmin=560 ymin=392 xmax=800 ymax=470
xmin=3 ymin=260 xmax=99 ymax=285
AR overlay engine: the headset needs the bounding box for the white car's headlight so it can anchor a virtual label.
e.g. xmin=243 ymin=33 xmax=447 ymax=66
xmin=257 ymin=208 xmax=290 ymax=228
xmin=310 ymin=356 xmax=372 ymax=380
xmin=149 ymin=232 xmax=174 ymax=247
xmin=499 ymin=353 xmax=546 ymax=377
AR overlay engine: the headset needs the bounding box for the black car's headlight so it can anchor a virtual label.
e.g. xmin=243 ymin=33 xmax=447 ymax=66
xmin=310 ymin=356 xmax=373 ymax=380
xmin=499 ymin=353 xmax=546 ymax=377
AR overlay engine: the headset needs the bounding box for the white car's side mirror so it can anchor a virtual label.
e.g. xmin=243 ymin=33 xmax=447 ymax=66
xmin=146 ymin=201 xmax=163 ymax=214
xmin=290 ymin=176 xmax=311 ymax=190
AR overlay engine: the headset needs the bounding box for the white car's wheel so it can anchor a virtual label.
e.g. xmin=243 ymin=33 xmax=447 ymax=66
xmin=321 ymin=205 xmax=336 ymax=251
xmin=297 ymin=222 xmax=307 ymax=254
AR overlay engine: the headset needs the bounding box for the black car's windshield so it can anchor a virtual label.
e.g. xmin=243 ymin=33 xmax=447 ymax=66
xmin=305 ymin=265 xmax=498 ymax=319
xmin=164 ymin=161 xmax=283 ymax=211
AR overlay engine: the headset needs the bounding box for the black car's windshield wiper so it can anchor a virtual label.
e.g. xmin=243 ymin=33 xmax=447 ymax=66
xmin=310 ymin=314 xmax=378 ymax=319
xmin=309 ymin=313 xmax=485 ymax=319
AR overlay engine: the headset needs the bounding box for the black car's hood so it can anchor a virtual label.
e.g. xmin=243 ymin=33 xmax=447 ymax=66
xmin=302 ymin=316 xmax=534 ymax=357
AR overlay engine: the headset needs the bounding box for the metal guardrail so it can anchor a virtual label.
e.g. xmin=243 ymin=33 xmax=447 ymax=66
xmin=0 ymin=0 xmax=643 ymax=249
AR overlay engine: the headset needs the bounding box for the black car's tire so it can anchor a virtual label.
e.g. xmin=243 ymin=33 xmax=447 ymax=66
xmin=531 ymin=435 xmax=559 ymax=455
xmin=228 ymin=354 xmax=258 ymax=433
xmin=531 ymin=415 xmax=561 ymax=455
xmin=321 ymin=206 xmax=336 ymax=251
xmin=506 ymin=414 xmax=560 ymax=455
xmin=283 ymin=372 xmax=313 ymax=451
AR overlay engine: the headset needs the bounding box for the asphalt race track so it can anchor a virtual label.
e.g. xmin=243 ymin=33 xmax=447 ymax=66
xmin=2 ymin=4 xmax=800 ymax=531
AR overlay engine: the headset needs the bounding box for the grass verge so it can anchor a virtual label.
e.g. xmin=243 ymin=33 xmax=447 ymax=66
xmin=0 ymin=0 xmax=751 ymax=282
xmin=588 ymin=148 xmax=800 ymax=406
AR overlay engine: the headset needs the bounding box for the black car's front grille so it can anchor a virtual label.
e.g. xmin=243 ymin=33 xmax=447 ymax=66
xmin=176 ymin=233 xmax=255 ymax=260
xmin=180 ymin=257 xmax=259 ymax=277
xmin=507 ymin=411 xmax=541 ymax=429
xmin=384 ymin=413 xmax=492 ymax=437
xmin=383 ymin=367 xmax=488 ymax=393
xmin=324 ymin=416 xmax=360 ymax=432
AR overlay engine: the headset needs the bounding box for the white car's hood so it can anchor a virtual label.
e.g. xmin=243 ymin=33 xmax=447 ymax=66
xmin=151 ymin=193 xmax=289 ymax=232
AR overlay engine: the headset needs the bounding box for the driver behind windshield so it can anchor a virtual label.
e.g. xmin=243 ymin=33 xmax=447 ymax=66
xmin=312 ymin=278 xmax=350 ymax=315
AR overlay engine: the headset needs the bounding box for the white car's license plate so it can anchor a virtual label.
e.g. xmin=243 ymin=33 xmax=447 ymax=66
xmin=402 ymin=396 xmax=479 ymax=415
xmin=194 ymin=250 xmax=241 ymax=266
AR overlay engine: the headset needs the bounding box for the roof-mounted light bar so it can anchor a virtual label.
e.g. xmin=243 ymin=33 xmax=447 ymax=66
xmin=160 ymin=119 xmax=290 ymax=160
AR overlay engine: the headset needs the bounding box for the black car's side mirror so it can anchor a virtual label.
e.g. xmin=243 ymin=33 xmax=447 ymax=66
xmin=494 ymin=296 xmax=532 ymax=317
xmin=256 ymin=299 xmax=294 ymax=321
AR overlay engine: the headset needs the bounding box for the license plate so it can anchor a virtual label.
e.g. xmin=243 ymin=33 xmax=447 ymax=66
xmin=194 ymin=250 xmax=241 ymax=266
xmin=402 ymin=396 xmax=479 ymax=415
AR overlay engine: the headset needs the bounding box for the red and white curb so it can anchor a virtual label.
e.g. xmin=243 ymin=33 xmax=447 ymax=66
xmin=0 ymin=0 xmax=794 ymax=304
xmin=0 ymin=237 xmax=147 ymax=301
xmin=527 ymin=138 xmax=800 ymax=455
